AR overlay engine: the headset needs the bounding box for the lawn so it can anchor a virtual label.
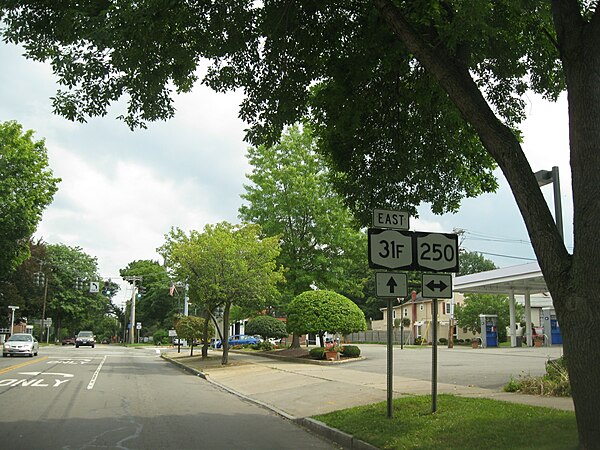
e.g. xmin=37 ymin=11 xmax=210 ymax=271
xmin=313 ymin=394 xmax=578 ymax=450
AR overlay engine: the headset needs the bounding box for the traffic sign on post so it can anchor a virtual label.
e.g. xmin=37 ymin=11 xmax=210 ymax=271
xmin=372 ymin=209 xmax=410 ymax=230
xmin=422 ymin=273 xmax=453 ymax=298
xmin=89 ymin=281 xmax=99 ymax=293
xmin=376 ymin=272 xmax=408 ymax=298
xmin=368 ymin=228 xmax=413 ymax=270
xmin=415 ymin=232 xmax=459 ymax=273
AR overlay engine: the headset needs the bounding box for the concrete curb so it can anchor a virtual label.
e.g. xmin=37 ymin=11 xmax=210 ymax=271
xmin=161 ymin=353 xmax=377 ymax=449
xmin=297 ymin=418 xmax=379 ymax=450
xmin=230 ymin=349 xmax=367 ymax=365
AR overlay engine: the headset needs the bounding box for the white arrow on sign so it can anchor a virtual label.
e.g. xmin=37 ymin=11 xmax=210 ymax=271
xmin=415 ymin=232 xmax=459 ymax=273
xmin=422 ymin=274 xmax=453 ymax=299
xmin=368 ymin=229 xmax=413 ymax=270
xmin=375 ymin=272 xmax=408 ymax=298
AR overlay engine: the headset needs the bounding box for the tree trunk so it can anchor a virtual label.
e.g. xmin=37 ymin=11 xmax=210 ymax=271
xmin=221 ymin=302 xmax=231 ymax=365
xmin=373 ymin=1 xmax=600 ymax=445
xmin=290 ymin=332 xmax=301 ymax=348
xmin=201 ymin=309 xmax=210 ymax=359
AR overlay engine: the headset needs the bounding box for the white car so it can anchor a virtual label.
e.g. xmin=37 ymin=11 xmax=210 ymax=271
xmin=3 ymin=333 xmax=39 ymax=357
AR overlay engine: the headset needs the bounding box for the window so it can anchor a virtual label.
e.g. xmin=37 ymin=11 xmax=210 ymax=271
xmin=393 ymin=310 xmax=396 ymax=319
xmin=445 ymin=303 xmax=452 ymax=314
xmin=419 ymin=304 xmax=424 ymax=311
xmin=403 ymin=308 xmax=408 ymax=317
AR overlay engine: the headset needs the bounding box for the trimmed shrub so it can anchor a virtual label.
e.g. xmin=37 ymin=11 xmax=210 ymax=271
xmin=153 ymin=329 xmax=168 ymax=346
xmin=438 ymin=338 xmax=448 ymax=344
xmin=309 ymin=347 xmax=325 ymax=360
xmin=342 ymin=345 xmax=361 ymax=358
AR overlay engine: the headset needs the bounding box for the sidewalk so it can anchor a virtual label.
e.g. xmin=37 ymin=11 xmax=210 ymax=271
xmin=162 ymin=348 xmax=574 ymax=419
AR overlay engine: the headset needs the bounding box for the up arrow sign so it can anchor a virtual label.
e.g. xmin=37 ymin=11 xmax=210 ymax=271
xmin=422 ymin=274 xmax=453 ymax=299
xmin=376 ymin=272 xmax=408 ymax=298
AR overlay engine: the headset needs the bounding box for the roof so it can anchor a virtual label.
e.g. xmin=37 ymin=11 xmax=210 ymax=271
xmin=453 ymin=262 xmax=548 ymax=295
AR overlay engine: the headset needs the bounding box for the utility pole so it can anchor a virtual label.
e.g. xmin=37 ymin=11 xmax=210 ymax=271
xmin=123 ymin=276 xmax=142 ymax=344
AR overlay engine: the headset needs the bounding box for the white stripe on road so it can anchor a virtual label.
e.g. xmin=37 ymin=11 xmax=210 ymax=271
xmin=87 ymin=355 xmax=107 ymax=390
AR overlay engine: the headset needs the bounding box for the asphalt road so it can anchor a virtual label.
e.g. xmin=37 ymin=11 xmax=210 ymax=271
xmin=353 ymin=343 xmax=565 ymax=389
xmin=0 ymin=345 xmax=337 ymax=450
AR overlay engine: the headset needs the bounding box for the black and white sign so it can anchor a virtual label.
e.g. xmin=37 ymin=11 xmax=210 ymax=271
xmin=89 ymin=281 xmax=99 ymax=293
xmin=376 ymin=272 xmax=408 ymax=298
xmin=369 ymin=229 xmax=459 ymax=272
xmin=368 ymin=229 xmax=413 ymax=270
xmin=415 ymin=232 xmax=459 ymax=273
xmin=372 ymin=209 xmax=410 ymax=230
xmin=422 ymin=274 xmax=453 ymax=298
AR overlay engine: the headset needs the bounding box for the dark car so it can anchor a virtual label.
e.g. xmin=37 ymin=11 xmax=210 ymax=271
xmin=62 ymin=336 xmax=76 ymax=345
xmin=75 ymin=331 xmax=95 ymax=348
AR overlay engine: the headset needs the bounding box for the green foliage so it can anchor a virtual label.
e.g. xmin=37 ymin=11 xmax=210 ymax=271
xmin=160 ymin=222 xmax=285 ymax=363
xmin=239 ymin=125 xmax=368 ymax=305
xmin=153 ymin=329 xmax=168 ymax=346
xmin=0 ymin=121 xmax=60 ymax=276
xmin=287 ymin=290 xmax=367 ymax=339
xmin=458 ymin=251 xmax=497 ymax=276
xmin=175 ymin=316 xmax=210 ymax=351
xmin=245 ymin=315 xmax=287 ymax=341
xmin=341 ymin=345 xmax=360 ymax=358
xmin=120 ymin=260 xmax=175 ymax=329
xmin=455 ymin=294 xmax=522 ymax=342
xmin=438 ymin=338 xmax=448 ymax=345
xmin=503 ymin=356 xmax=571 ymax=397
xmin=252 ymin=341 xmax=275 ymax=351
xmin=309 ymin=347 xmax=325 ymax=360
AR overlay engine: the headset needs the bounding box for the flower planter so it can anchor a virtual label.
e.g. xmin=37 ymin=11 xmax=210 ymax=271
xmin=324 ymin=351 xmax=340 ymax=361
xmin=534 ymin=338 xmax=543 ymax=347
xmin=471 ymin=340 xmax=479 ymax=349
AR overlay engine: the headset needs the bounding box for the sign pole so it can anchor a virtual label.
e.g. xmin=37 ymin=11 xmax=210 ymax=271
xmin=432 ymin=298 xmax=438 ymax=413
xmin=387 ymin=297 xmax=393 ymax=418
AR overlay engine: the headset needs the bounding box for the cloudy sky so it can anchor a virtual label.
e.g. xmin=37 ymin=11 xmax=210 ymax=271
xmin=1 ymin=42 xmax=573 ymax=306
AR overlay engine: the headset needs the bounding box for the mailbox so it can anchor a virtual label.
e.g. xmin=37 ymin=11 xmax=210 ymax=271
xmin=541 ymin=307 xmax=563 ymax=345
xmin=479 ymin=314 xmax=498 ymax=348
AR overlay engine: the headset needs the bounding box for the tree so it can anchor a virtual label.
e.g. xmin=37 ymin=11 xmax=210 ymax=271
xmin=44 ymin=243 xmax=112 ymax=339
xmin=239 ymin=125 xmax=369 ymax=345
xmin=287 ymin=290 xmax=367 ymax=347
xmin=2 ymin=2 xmax=600 ymax=442
xmin=175 ymin=316 xmax=211 ymax=357
xmin=455 ymin=294 xmax=523 ymax=343
xmin=120 ymin=260 xmax=175 ymax=331
xmin=160 ymin=222 xmax=285 ymax=364
xmin=459 ymin=251 xmax=497 ymax=276
xmin=245 ymin=315 xmax=288 ymax=342
xmin=0 ymin=121 xmax=60 ymax=277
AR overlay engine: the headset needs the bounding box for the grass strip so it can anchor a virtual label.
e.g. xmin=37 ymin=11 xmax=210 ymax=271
xmin=313 ymin=394 xmax=577 ymax=449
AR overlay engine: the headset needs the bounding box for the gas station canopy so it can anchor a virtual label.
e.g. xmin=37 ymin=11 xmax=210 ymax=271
xmin=453 ymin=262 xmax=548 ymax=295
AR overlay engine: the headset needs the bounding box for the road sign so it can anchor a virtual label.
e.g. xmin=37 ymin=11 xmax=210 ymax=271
xmin=415 ymin=232 xmax=459 ymax=273
xmin=422 ymin=274 xmax=453 ymax=298
xmin=368 ymin=228 xmax=413 ymax=270
xmin=90 ymin=281 xmax=99 ymax=293
xmin=372 ymin=209 xmax=410 ymax=230
xmin=136 ymin=322 xmax=142 ymax=330
xmin=376 ymin=272 xmax=408 ymax=298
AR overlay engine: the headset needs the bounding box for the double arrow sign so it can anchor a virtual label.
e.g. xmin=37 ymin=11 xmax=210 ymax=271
xmin=375 ymin=273 xmax=453 ymax=299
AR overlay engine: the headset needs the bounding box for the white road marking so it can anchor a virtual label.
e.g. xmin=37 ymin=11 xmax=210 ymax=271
xmin=87 ymin=355 xmax=107 ymax=390
xmin=19 ymin=372 xmax=74 ymax=377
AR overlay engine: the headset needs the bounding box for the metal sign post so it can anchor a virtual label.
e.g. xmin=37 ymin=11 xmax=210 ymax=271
xmin=387 ymin=297 xmax=393 ymax=419
xmin=432 ymin=298 xmax=438 ymax=413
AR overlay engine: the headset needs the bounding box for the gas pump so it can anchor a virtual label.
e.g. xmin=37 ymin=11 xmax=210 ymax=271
xmin=479 ymin=314 xmax=498 ymax=348
xmin=541 ymin=307 xmax=562 ymax=345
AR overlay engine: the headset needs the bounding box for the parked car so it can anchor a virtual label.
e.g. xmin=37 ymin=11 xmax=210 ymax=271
xmin=75 ymin=331 xmax=96 ymax=348
xmin=3 ymin=333 xmax=39 ymax=357
xmin=218 ymin=334 xmax=261 ymax=348
xmin=62 ymin=336 xmax=76 ymax=345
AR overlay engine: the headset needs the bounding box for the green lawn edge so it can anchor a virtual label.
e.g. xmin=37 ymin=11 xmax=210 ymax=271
xmin=313 ymin=394 xmax=577 ymax=450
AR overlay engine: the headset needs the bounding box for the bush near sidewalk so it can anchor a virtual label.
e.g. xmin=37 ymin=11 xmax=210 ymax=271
xmin=504 ymin=356 xmax=571 ymax=397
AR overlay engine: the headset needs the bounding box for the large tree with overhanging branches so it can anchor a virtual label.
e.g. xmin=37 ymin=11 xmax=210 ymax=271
xmin=1 ymin=1 xmax=599 ymax=444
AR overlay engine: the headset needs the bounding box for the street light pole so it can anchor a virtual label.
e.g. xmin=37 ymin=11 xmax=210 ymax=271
xmin=535 ymin=166 xmax=563 ymax=239
xmin=8 ymin=305 xmax=19 ymax=336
